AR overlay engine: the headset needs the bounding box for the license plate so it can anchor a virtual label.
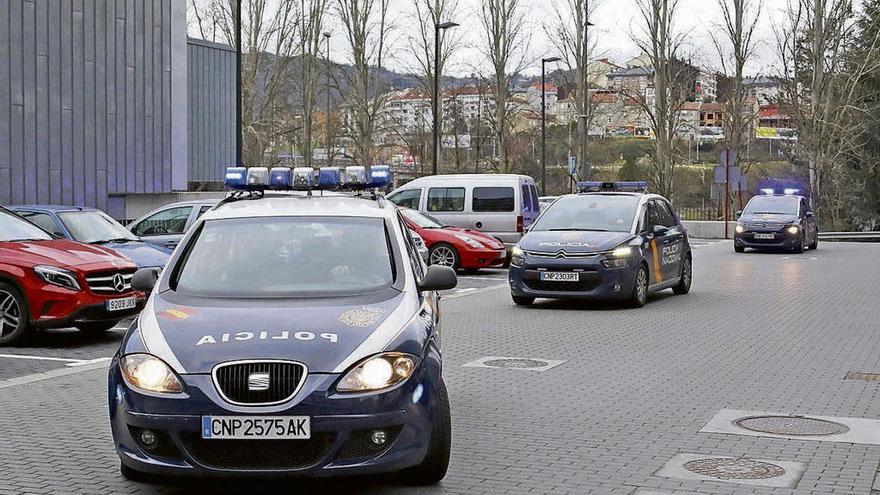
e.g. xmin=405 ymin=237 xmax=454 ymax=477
xmin=202 ymin=416 xmax=311 ymax=440
xmin=540 ymin=272 xmax=579 ymax=282
xmin=754 ymin=233 xmax=775 ymax=239
xmin=106 ymin=297 xmax=137 ymax=312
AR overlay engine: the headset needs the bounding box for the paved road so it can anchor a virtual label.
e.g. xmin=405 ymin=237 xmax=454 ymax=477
xmin=3 ymin=240 xmax=880 ymax=494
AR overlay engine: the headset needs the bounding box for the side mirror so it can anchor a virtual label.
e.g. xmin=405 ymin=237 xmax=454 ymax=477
xmin=736 ymin=210 xmax=743 ymax=218
xmin=131 ymin=267 xmax=160 ymax=293
xmin=418 ymin=265 xmax=458 ymax=292
xmin=652 ymin=225 xmax=669 ymax=237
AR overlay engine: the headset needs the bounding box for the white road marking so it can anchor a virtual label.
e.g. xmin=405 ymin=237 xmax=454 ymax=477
xmin=444 ymin=283 xmax=508 ymax=300
xmin=0 ymin=353 xmax=111 ymax=367
xmin=456 ymin=276 xmax=507 ymax=281
xmin=0 ymin=359 xmax=111 ymax=389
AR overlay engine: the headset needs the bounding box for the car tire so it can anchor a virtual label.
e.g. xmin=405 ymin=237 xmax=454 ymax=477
xmin=402 ymin=379 xmax=451 ymax=485
xmin=120 ymin=462 xmax=153 ymax=483
xmin=672 ymin=255 xmax=692 ymax=295
xmin=512 ymin=295 xmax=535 ymax=306
xmin=0 ymin=283 xmax=30 ymax=345
xmin=428 ymin=243 xmax=460 ymax=269
xmin=734 ymin=245 xmax=745 ymax=253
xmin=629 ymin=265 xmax=649 ymax=308
xmin=793 ymin=233 xmax=805 ymax=254
xmin=809 ymin=231 xmax=819 ymax=250
xmin=76 ymin=321 xmax=119 ymax=333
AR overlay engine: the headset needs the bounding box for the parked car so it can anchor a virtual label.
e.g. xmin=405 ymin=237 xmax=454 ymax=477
xmin=399 ymin=208 xmax=506 ymax=271
xmin=127 ymin=199 xmax=219 ymax=250
xmin=386 ymin=174 xmax=540 ymax=251
xmin=538 ymin=196 xmax=558 ymax=209
xmin=0 ymin=207 xmax=145 ymax=344
xmin=11 ymin=205 xmax=171 ymax=270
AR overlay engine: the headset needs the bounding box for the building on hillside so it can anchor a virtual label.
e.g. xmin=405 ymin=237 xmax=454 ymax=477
xmin=695 ymin=70 xmax=718 ymax=102
xmin=589 ymin=58 xmax=621 ymax=89
xmin=744 ymin=76 xmax=782 ymax=105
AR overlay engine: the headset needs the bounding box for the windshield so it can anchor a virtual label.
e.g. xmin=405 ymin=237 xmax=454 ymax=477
xmin=58 ymin=211 xmax=139 ymax=243
xmin=174 ymin=217 xmax=395 ymax=297
xmin=400 ymin=209 xmax=444 ymax=228
xmin=0 ymin=209 xmax=53 ymax=242
xmin=743 ymin=196 xmax=799 ymax=216
xmin=531 ymin=195 xmax=640 ymax=233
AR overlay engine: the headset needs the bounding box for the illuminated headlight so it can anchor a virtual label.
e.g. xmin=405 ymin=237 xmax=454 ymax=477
xmin=337 ymin=353 xmax=418 ymax=393
xmin=735 ymin=224 xmax=745 ymax=234
xmin=610 ymin=246 xmax=632 ymax=257
xmin=510 ymin=245 xmax=525 ymax=266
xmin=455 ymin=234 xmax=484 ymax=249
xmin=120 ymin=354 xmax=183 ymax=394
xmin=787 ymin=225 xmax=799 ymax=235
xmin=33 ymin=265 xmax=81 ymax=291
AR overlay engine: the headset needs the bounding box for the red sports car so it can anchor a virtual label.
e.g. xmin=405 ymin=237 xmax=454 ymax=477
xmin=400 ymin=208 xmax=506 ymax=271
xmin=0 ymin=207 xmax=145 ymax=344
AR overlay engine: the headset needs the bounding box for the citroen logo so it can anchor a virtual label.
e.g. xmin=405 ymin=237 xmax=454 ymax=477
xmin=248 ymin=372 xmax=270 ymax=391
xmin=112 ymin=273 xmax=126 ymax=293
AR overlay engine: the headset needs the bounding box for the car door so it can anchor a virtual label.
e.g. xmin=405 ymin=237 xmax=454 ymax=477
xmin=470 ymin=185 xmax=516 ymax=242
xmin=425 ymin=186 xmax=467 ymax=229
xmin=639 ymin=201 xmax=666 ymax=286
xmin=800 ymin=197 xmax=816 ymax=244
xmin=654 ymin=199 xmax=685 ymax=282
xmin=129 ymin=205 xmax=193 ymax=250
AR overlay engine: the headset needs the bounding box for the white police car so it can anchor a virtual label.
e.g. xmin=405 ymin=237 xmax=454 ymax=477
xmin=109 ymin=166 xmax=457 ymax=483
xmin=508 ymin=182 xmax=692 ymax=307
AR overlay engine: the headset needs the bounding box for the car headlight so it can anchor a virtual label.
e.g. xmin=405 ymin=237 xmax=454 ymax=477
xmin=609 ymin=245 xmax=632 ymax=257
xmin=337 ymin=353 xmax=418 ymax=393
xmin=33 ymin=265 xmax=81 ymax=291
xmin=787 ymin=225 xmax=799 ymax=235
xmin=120 ymin=354 xmax=183 ymax=394
xmin=510 ymin=245 xmax=525 ymax=266
xmin=454 ymin=234 xmax=484 ymax=249
xmin=735 ymin=224 xmax=745 ymax=234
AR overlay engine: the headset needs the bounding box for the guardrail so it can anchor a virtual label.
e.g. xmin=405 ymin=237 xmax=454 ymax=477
xmin=818 ymin=232 xmax=880 ymax=242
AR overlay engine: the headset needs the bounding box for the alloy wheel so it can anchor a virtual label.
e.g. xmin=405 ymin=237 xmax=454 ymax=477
xmin=636 ymin=268 xmax=648 ymax=304
xmin=430 ymin=246 xmax=457 ymax=267
xmin=0 ymin=290 xmax=21 ymax=338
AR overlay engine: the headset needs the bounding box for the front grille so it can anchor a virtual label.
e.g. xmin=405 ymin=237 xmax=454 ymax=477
xmin=213 ymin=360 xmax=306 ymax=405
xmin=183 ymin=433 xmax=334 ymax=470
xmin=526 ymin=250 xmax=600 ymax=259
xmin=523 ymin=270 xmax=600 ymax=292
xmin=85 ymin=269 xmax=135 ymax=294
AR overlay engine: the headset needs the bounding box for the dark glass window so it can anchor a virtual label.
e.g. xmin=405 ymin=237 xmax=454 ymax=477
xmin=388 ymin=189 xmax=422 ymax=209
xmin=427 ymin=187 xmax=465 ymax=212
xmin=472 ymin=187 xmax=515 ymax=212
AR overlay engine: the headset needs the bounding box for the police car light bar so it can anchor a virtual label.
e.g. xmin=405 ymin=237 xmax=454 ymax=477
xmin=224 ymin=166 xmax=392 ymax=192
xmin=577 ymin=181 xmax=648 ymax=193
xmin=760 ymin=187 xmax=801 ymax=195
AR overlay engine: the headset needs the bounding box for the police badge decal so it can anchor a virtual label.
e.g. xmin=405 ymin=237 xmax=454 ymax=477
xmin=338 ymin=306 xmax=386 ymax=327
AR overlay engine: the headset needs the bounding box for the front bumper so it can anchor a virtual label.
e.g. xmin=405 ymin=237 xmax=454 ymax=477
xmin=508 ymin=254 xmax=639 ymax=300
xmin=734 ymin=229 xmax=801 ymax=250
xmin=108 ymin=358 xmax=441 ymax=478
xmin=459 ymin=247 xmax=507 ymax=269
xmin=29 ymin=286 xmax=145 ymax=329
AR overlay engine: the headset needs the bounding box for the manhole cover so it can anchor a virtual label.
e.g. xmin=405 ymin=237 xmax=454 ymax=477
xmin=482 ymin=358 xmax=548 ymax=369
xmin=683 ymin=458 xmax=785 ymax=480
xmin=735 ymin=415 xmax=849 ymax=436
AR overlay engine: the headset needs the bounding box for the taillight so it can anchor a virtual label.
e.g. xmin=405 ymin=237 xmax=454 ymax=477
xmin=516 ymin=215 xmax=524 ymax=233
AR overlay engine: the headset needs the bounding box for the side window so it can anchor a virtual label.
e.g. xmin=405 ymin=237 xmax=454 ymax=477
xmin=387 ymin=189 xmax=422 ymax=209
xmin=800 ymin=198 xmax=809 ymax=217
xmin=473 ymin=187 xmax=515 ymax=212
xmin=656 ymin=201 xmax=678 ymax=228
xmin=520 ymin=184 xmax=532 ymax=212
xmin=645 ymin=202 xmax=663 ymax=231
xmin=132 ymin=206 xmax=193 ymax=237
xmin=19 ymin=212 xmax=63 ymax=236
xmin=529 ymin=184 xmax=539 ymax=211
xmin=427 ymin=187 xmax=465 ymax=212
xmin=397 ymin=214 xmax=425 ymax=278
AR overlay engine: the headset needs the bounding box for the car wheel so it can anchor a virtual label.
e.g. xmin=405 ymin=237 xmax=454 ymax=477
xmin=793 ymin=233 xmax=805 ymax=254
xmin=629 ymin=265 xmax=649 ymax=308
xmin=120 ymin=462 xmax=154 ymax=483
xmin=512 ymin=295 xmax=535 ymax=306
xmin=809 ymin=230 xmax=819 ymax=250
xmin=672 ymin=255 xmax=692 ymax=295
xmin=402 ymin=379 xmax=451 ymax=485
xmin=734 ymin=245 xmax=745 ymax=253
xmin=0 ymin=283 xmax=29 ymax=345
xmin=429 ymin=244 xmax=459 ymax=269
xmin=76 ymin=321 xmax=119 ymax=333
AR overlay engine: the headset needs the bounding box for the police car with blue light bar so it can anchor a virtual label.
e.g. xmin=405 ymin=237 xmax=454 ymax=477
xmin=734 ymin=187 xmax=819 ymax=253
xmin=508 ymin=182 xmax=692 ymax=307
xmin=109 ymin=165 xmax=458 ymax=483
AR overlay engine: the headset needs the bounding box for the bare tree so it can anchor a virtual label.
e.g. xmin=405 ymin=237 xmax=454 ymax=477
xmin=479 ymin=0 xmax=530 ymax=172
xmin=711 ymin=0 xmax=761 ymax=159
xmin=298 ymin=0 xmax=330 ymax=167
xmin=336 ymin=0 xmax=392 ymax=167
xmin=629 ymin=0 xmax=691 ymax=199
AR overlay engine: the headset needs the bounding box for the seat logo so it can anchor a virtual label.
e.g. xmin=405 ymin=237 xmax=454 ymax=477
xmin=112 ymin=273 xmax=126 ymax=293
xmin=248 ymin=372 xmax=270 ymax=391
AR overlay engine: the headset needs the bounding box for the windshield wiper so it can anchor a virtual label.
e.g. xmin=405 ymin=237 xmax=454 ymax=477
xmin=90 ymin=237 xmax=138 ymax=244
xmin=546 ymin=228 xmax=610 ymax=232
xmin=751 ymin=212 xmax=788 ymax=215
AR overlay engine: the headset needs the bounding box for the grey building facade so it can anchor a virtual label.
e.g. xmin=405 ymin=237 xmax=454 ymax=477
xmin=0 ymin=0 xmax=236 ymax=217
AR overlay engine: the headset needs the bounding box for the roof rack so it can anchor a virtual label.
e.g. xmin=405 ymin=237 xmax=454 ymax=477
xmin=577 ymin=181 xmax=649 ymax=193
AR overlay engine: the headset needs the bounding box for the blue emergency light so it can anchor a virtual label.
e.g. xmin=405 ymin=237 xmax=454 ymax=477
xmin=246 ymin=167 xmax=270 ymax=189
xmin=225 ymin=165 xmax=392 ymax=193
xmin=269 ymin=167 xmax=292 ymax=190
xmin=292 ymin=167 xmax=316 ymax=190
xmin=224 ymin=167 xmax=247 ymax=189
xmin=342 ymin=166 xmax=368 ymax=189
xmin=318 ymin=167 xmax=340 ymax=189
xmin=369 ymin=165 xmax=393 ymax=188
xmin=577 ymin=181 xmax=649 ymax=193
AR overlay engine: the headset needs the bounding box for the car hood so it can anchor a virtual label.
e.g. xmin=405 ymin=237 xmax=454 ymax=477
xmin=520 ymin=230 xmax=635 ymax=254
xmin=138 ymin=289 xmax=420 ymax=374
xmin=0 ymin=239 xmax=136 ymax=270
xmin=433 ymin=227 xmax=504 ymax=249
xmin=99 ymin=241 xmax=171 ymax=268
xmin=740 ymin=213 xmax=799 ymax=225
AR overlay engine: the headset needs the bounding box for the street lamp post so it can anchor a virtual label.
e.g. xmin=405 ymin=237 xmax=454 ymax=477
xmin=541 ymin=57 xmax=561 ymax=196
xmin=323 ymin=32 xmax=332 ymax=168
xmin=235 ymin=0 xmax=242 ymax=166
xmin=432 ymin=21 xmax=459 ymax=176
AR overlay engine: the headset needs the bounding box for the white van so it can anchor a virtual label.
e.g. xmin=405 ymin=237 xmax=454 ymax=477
xmin=387 ymin=174 xmax=540 ymax=250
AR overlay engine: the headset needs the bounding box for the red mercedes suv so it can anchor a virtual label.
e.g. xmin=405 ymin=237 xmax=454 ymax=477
xmin=0 ymin=207 xmax=145 ymax=344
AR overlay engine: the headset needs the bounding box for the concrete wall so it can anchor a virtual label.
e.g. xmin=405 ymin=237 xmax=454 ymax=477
xmin=682 ymin=221 xmax=738 ymax=239
xmin=187 ymin=38 xmax=236 ymax=183
xmin=0 ymin=0 xmax=187 ymax=211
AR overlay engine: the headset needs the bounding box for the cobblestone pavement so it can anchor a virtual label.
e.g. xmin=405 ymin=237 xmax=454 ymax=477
xmin=2 ymin=241 xmax=880 ymax=494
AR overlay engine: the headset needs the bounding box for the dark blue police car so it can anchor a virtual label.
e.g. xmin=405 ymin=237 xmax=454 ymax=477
xmin=109 ymin=166 xmax=457 ymax=483
xmin=508 ymin=182 xmax=692 ymax=307
xmin=734 ymin=189 xmax=819 ymax=253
